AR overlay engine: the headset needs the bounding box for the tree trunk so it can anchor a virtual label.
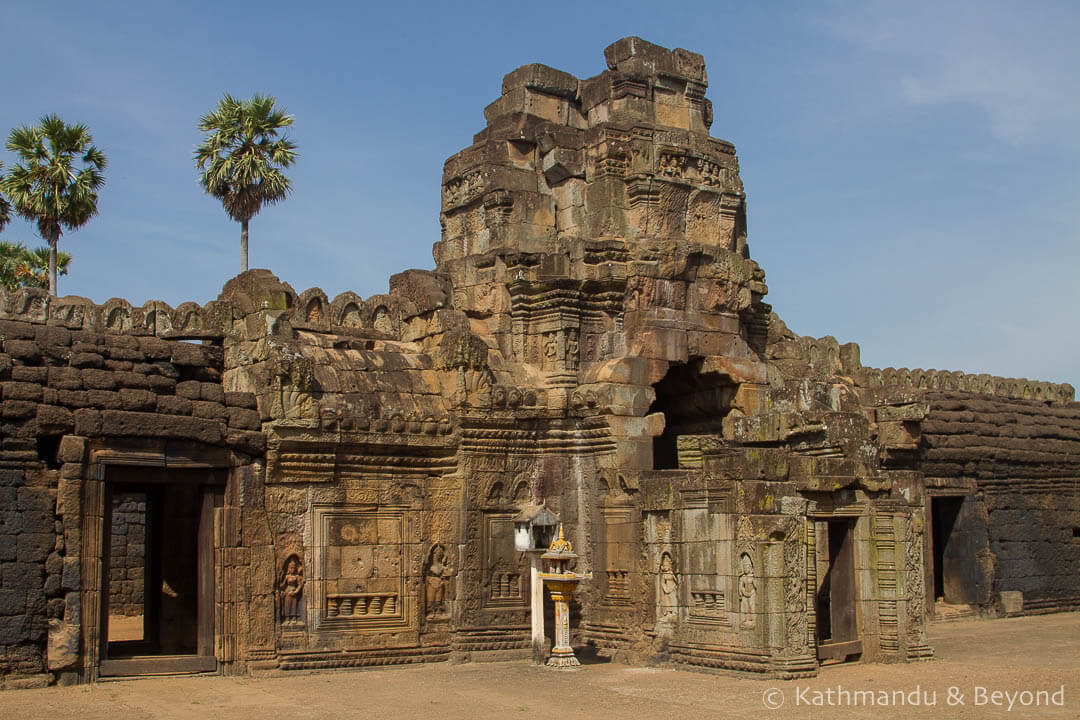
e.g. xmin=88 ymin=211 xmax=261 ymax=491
xmin=240 ymin=219 xmax=249 ymax=273
xmin=48 ymin=234 xmax=58 ymax=297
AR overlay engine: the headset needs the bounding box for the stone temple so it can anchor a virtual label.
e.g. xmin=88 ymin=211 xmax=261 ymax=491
xmin=0 ymin=38 xmax=1077 ymax=687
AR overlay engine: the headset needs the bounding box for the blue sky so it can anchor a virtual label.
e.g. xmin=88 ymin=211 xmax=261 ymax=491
xmin=2 ymin=1 xmax=1078 ymax=388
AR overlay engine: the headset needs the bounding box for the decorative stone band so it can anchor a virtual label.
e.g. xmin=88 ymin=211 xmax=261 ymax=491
xmin=860 ymin=366 xmax=1074 ymax=404
xmin=0 ymin=286 xmax=226 ymax=339
xmin=0 ymin=267 xmax=448 ymax=342
xmin=325 ymin=593 xmax=399 ymax=618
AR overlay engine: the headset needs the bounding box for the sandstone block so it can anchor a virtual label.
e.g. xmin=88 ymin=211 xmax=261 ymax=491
xmin=225 ymin=429 xmax=267 ymax=456
xmin=113 ymin=371 xmax=150 ymax=390
xmin=0 ymin=319 xmax=36 ymax=339
xmin=80 ymin=369 xmax=116 ymax=390
xmin=86 ymin=390 xmax=122 ymax=409
xmin=2 ymin=382 xmax=43 ymax=403
xmin=3 ymin=340 xmax=41 ymax=362
xmin=55 ymin=389 xmax=89 ymax=408
xmin=100 ymin=410 xmax=224 ymax=444
xmin=156 ymin=395 xmax=192 ymax=416
xmin=119 ymin=388 xmax=157 ymax=412
xmin=171 ymin=342 xmax=216 ymax=367
xmin=176 ymin=380 xmax=201 ymax=399
xmin=146 ymin=375 xmax=177 ymax=394
xmin=35 ymin=405 xmax=74 ymax=434
xmin=57 ymin=436 xmax=86 ymax=464
xmin=136 ymin=336 xmax=172 ymax=360
xmin=200 ymin=382 xmax=225 ymax=403
xmin=10 ymin=366 xmax=47 ymax=383
xmin=227 ymin=407 xmax=261 ymax=430
xmin=191 ymin=400 xmax=228 ymax=420
xmin=47 ymin=618 xmax=79 ymax=670
xmin=68 ymin=352 xmax=103 ymax=369
xmin=72 ymin=408 xmax=102 ymax=436
xmin=46 ymin=367 xmax=82 ymax=390
xmin=34 ymin=326 xmax=70 ymax=347
xmin=106 ymin=346 xmax=142 ymax=361
xmin=17 ymin=533 xmax=53 ymax=562
xmin=224 ymin=391 xmax=258 ymax=409
xmin=2 ymin=400 xmax=37 ymax=419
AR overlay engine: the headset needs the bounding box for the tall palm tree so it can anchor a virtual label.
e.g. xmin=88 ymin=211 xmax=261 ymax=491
xmin=0 ymin=163 xmax=11 ymax=233
xmin=1 ymin=115 xmax=105 ymax=296
xmin=194 ymin=94 xmax=297 ymax=273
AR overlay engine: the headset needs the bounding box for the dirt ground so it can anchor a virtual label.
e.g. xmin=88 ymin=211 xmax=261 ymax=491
xmin=2 ymin=612 xmax=1077 ymax=720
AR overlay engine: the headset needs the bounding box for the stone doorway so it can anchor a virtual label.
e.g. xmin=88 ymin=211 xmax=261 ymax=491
xmin=815 ymin=518 xmax=861 ymax=662
xmin=930 ymin=496 xmax=963 ymax=605
xmin=927 ymin=494 xmax=988 ymax=617
xmin=98 ymin=467 xmax=222 ymax=676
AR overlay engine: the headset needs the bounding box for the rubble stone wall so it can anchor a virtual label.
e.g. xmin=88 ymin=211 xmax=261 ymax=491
xmin=920 ymin=392 xmax=1080 ymax=613
xmin=0 ymin=294 xmax=262 ymax=685
xmin=106 ymin=493 xmax=146 ymax=618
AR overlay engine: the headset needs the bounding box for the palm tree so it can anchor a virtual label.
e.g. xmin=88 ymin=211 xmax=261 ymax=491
xmin=1 ymin=115 xmax=105 ymax=296
xmin=194 ymin=94 xmax=297 ymax=273
xmin=0 ymin=163 xmax=11 ymax=233
xmin=0 ymin=241 xmax=71 ymax=292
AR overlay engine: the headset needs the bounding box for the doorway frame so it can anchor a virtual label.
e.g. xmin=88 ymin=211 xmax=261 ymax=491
xmin=79 ymin=440 xmax=236 ymax=681
xmin=98 ymin=471 xmax=223 ymax=676
xmin=923 ymin=490 xmax=977 ymax=617
xmin=813 ymin=515 xmax=863 ymax=662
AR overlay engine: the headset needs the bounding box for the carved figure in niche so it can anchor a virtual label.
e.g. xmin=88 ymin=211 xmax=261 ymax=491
xmin=425 ymin=544 xmax=454 ymax=616
xmin=567 ymin=332 xmax=579 ymax=370
xmin=658 ymin=551 xmax=678 ymax=623
xmin=739 ymin=552 xmax=756 ymax=628
xmin=279 ymin=554 xmax=305 ymax=624
xmin=543 ymin=333 xmax=557 ymax=368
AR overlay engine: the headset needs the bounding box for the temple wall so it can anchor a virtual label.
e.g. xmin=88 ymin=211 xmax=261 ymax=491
xmin=3 ymin=36 xmax=1074 ymax=689
xmin=918 ymin=392 xmax=1080 ymax=614
xmin=0 ymin=292 xmax=262 ymax=686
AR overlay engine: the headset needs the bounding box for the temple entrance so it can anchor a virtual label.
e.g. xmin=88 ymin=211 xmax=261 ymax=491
xmin=930 ymin=496 xmax=963 ymax=604
xmin=99 ymin=467 xmax=222 ymax=676
xmin=815 ymin=518 xmax=861 ymax=661
xmin=928 ymin=493 xmax=989 ymax=616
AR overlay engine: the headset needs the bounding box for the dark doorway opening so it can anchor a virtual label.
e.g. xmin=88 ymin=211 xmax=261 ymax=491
xmin=99 ymin=467 xmax=222 ymax=676
xmin=816 ymin=518 xmax=861 ymax=662
xmin=928 ymin=494 xmax=989 ymax=610
xmin=648 ymin=358 xmax=737 ymax=469
xmin=930 ymin=496 xmax=963 ymax=602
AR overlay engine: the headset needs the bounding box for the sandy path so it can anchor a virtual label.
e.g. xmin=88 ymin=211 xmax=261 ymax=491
xmin=2 ymin=612 xmax=1077 ymax=720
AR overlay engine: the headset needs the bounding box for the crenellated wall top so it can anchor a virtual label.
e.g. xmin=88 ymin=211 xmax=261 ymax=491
xmin=0 ymin=268 xmax=450 ymax=344
xmin=858 ymin=366 xmax=1075 ymax=405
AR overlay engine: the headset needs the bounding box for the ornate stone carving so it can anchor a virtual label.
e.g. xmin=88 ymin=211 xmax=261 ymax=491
xmin=738 ymin=552 xmax=757 ymax=628
xmin=658 ymin=551 xmax=678 ymax=624
xmin=313 ymin=506 xmax=412 ymax=630
xmin=278 ymin=554 xmax=305 ymax=626
xmin=783 ymin=521 xmax=808 ymax=652
xmin=425 ymin=544 xmax=454 ymax=619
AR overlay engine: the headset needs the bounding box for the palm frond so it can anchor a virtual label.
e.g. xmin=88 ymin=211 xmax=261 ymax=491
xmin=2 ymin=114 xmax=106 ymax=240
xmin=194 ymin=93 xmax=299 ymax=225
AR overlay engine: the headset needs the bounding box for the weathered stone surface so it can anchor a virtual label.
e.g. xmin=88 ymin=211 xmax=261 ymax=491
xmin=35 ymin=405 xmax=74 ymax=434
xmin=0 ymin=37 xmax=1075 ymax=688
xmin=155 ymin=395 xmax=192 ymax=415
xmin=10 ymin=367 xmax=47 ymax=384
xmin=175 ymin=380 xmax=201 ymax=399
xmin=100 ymin=410 xmax=224 ymax=444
